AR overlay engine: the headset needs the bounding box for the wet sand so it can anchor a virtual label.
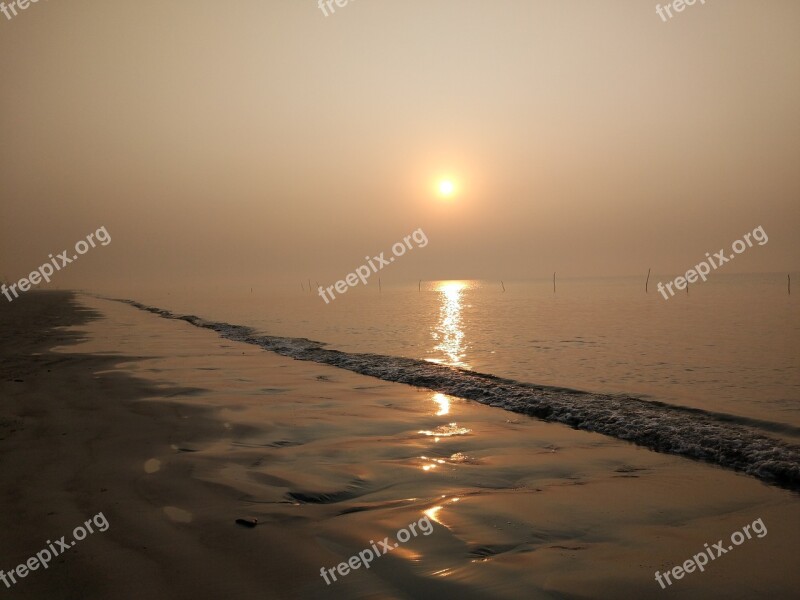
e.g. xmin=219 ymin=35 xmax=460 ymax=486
xmin=1 ymin=292 xmax=798 ymax=599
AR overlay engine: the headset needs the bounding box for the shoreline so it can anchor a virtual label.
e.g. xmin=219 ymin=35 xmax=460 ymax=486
xmin=109 ymin=296 xmax=800 ymax=491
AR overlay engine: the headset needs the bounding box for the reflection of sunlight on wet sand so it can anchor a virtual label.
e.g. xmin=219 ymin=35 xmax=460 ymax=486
xmin=418 ymin=423 xmax=471 ymax=436
xmin=418 ymin=423 xmax=472 ymax=442
xmin=419 ymin=455 xmax=446 ymax=471
xmin=392 ymin=546 xmax=421 ymax=561
xmin=429 ymin=281 xmax=469 ymax=368
xmin=432 ymin=392 xmax=451 ymax=416
xmin=425 ymin=505 xmax=444 ymax=523
xmin=423 ymin=497 xmax=460 ymax=528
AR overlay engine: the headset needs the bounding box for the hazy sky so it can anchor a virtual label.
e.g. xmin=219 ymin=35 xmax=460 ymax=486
xmin=1 ymin=0 xmax=798 ymax=291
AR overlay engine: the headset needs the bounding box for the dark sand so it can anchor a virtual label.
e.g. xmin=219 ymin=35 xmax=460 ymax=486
xmin=1 ymin=292 xmax=798 ymax=599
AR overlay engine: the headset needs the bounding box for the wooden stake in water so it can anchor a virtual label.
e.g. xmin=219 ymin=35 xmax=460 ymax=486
xmin=308 ymin=279 xmax=312 ymax=293
xmin=553 ymin=272 xmax=556 ymax=294
xmin=378 ymin=277 xmax=382 ymax=293
xmin=646 ymin=268 xmax=651 ymax=293
xmin=419 ymin=280 xmax=421 ymax=292
xmin=501 ymin=281 xmax=505 ymax=292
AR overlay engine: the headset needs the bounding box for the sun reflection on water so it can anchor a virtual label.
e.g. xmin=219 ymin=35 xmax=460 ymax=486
xmin=429 ymin=281 xmax=469 ymax=368
xmin=417 ymin=423 xmax=472 ymax=443
xmin=432 ymin=393 xmax=450 ymax=416
xmin=423 ymin=497 xmax=461 ymax=527
xmin=424 ymin=505 xmax=444 ymax=523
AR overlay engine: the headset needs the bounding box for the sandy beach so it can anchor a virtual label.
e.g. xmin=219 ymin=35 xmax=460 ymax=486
xmin=0 ymin=291 xmax=797 ymax=599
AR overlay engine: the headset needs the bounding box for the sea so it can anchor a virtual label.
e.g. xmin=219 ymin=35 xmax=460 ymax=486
xmin=107 ymin=272 xmax=800 ymax=488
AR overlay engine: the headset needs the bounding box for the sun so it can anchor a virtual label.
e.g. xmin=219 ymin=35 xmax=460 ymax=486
xmin=438 ymin=180 xmax=455 ymax=197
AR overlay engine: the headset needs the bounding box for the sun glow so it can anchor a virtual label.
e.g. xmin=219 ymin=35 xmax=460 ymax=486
xmin=438 ymin=180 xmax=455 ymax=197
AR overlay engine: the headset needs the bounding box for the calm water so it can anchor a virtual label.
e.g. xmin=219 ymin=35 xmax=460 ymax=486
xmin=121 ymin=273 xmax=799 ymax=427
